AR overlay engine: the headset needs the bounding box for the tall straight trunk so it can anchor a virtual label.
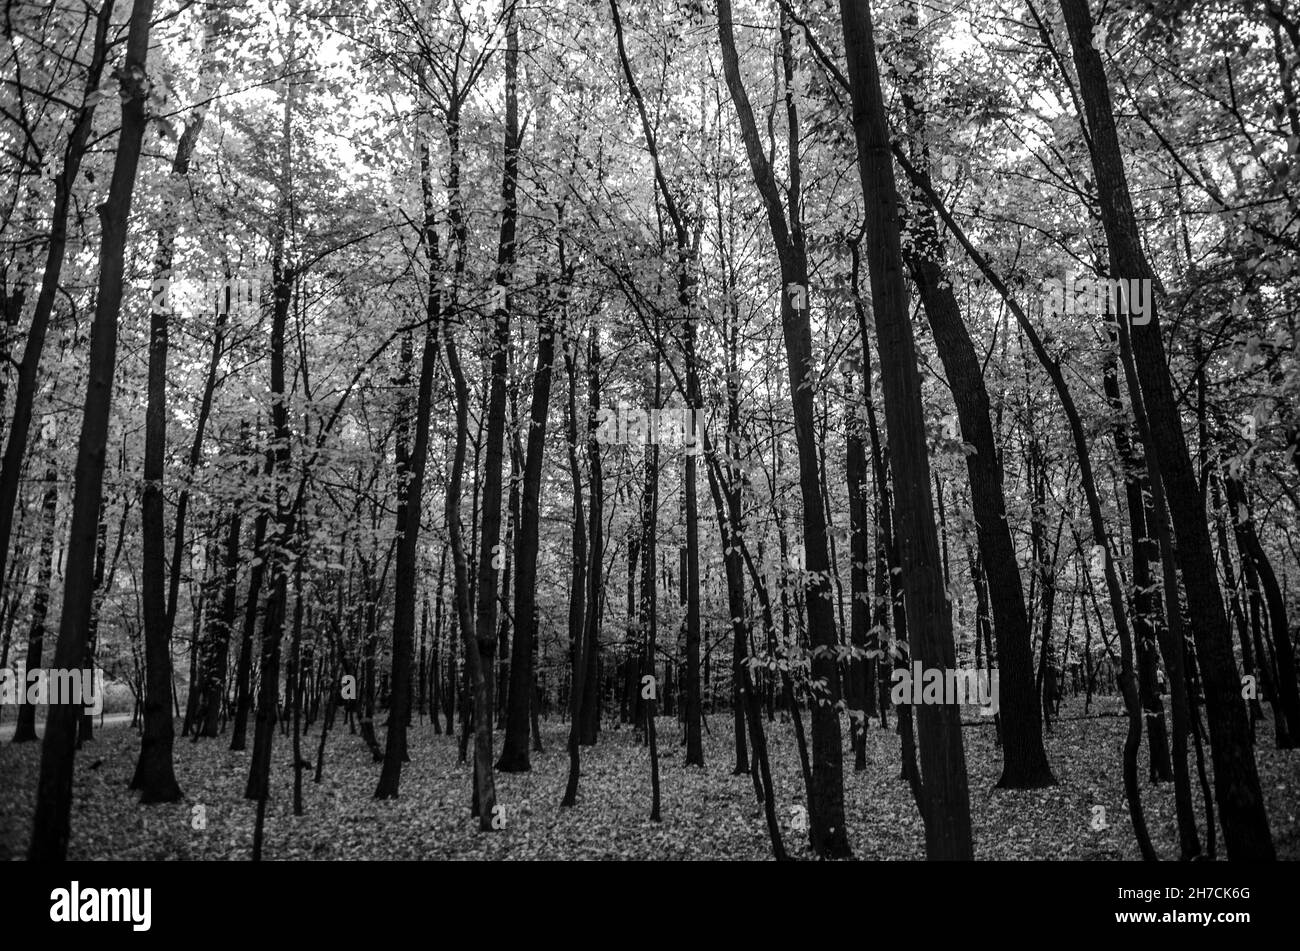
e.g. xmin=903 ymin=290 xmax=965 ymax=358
xmin=28 ymin=0 xmax=156 ymax=860
xmin=11 ymin=464 xmax=57 ymax=743
xmin=78 ymin=511 xmax=106 ymax=746
xmin=445 ymin=323 xmax=498 ymax=828
xmin=718 ymin=0 xmax=851 ymax=859
xmin=375 ymin=128 xmax=444 ymax=796
xmin=642 ymin=347 xmax=662 ymax=819
xmin=358 ymin=554 xmax=383 ymax=759
xmin=579 ymin=333 xmax=605 ymax=748
xmin=498 ymin=410 xmax=520 ymax=730
xmin=442 ymin=93 xmax=497 ymax=825
xmin=561 ymin=331 xmax=589 ymax=807
xmin=498 ymin=298 xmax=556 ymax=767
xmin=1059 ymin=0 xmax=1273 ymax=860
xmin=473 ymin=7 xmax=518 ymax=762
xmin=724 ymin=314 xmax=749 ymax=775
xmin=837 ymin=0 xmax=972 ymax=859
xmin=434 ymin=547 xmax=448 ymax=734
xmin=419 ymin=597 xmax=428 ymax=720
xmin=845 ymin=367 xmax=871 ymax=772
xmin=245 ymin=279 xmax=294 ymax=810
xmin=0 ymin=0 xmax=115 ymax=600
xmin=288 ymin=559 xmax=306 ymax=815
xmin=245 ymin=61 xmax=299 ymax=845
xmin=133 ymin=59 xmax=214 ymax=802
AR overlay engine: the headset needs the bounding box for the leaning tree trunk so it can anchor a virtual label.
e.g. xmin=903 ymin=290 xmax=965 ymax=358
xmin=892 ymin=9 xmax=1051 ymax=788
xmin=1059 ymin=0 xmax=1273 ymax=860
xmin=888 ymin=144 xmax=1158 ymax=859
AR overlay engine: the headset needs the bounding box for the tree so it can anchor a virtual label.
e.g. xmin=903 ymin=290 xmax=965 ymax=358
xmin=836 ymin=0 xmax=973 ymax=860
xmin=28 ymin=0 xmax=157 ymax=861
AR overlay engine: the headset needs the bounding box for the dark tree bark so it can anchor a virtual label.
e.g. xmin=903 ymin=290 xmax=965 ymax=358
xmin=578 ymin=332 xmax=605 ymax=751
xmin=837 ymin=0 xmax=972 ymax=859
xmin=883 ymin=2 xmax=1048 ymax=782
xmin=11 ymin=463 xmax=57 ymax=743
xmin=445 ymin=319 xmax=498 ymax=828
xmin=1101 ymin=360 xmax=1173 ymax=781
xmin=28 ymin=0 xmax=156 ymax=860
xmin=1059 ymin=0 xmax=1273 ymax=860
xmin=561 ymin=328 xmax=590 ymax=808
xmin=718 ymin=0 xmax=851 ymax=859
xmin=375 ymin=124 xmax=444 ymax=797
xmin=201 ymin=498 xmax=243 ymax=738
xmin=845 ymin=364 xmax=871 ymax=772
xmin=133 ymin=57 xmax=215 ymax=802
xmin=498 ymin=282 xmax=557 ymax=768
xmin=1211 ymin=472 xmax=1265 ymax=724
xmin=888 ymin=146 xmax=1157 ymax=860
xmin=1226 ymin=475 xmax=1300 ymax=746
xmin=472 ymin=4 xmax=518 ymax=767
xmin=0 ymin=0 xmax=115 ymax=603
xmin=642 ymin=342 xmax=663 ymax=820
xmin=1113 ymin=305 xmax=1201 ymax=858
xmin=896 ymin=136 xmax=1052 ymax=786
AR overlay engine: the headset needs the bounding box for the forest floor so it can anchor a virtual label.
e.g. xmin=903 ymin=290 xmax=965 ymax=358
xmin=1 ymin=698 xmax=1297 ymax=860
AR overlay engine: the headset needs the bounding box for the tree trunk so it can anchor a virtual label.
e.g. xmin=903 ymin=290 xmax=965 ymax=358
xmin=718 ymin=0 xmax=851 ymax=858
xmin=1060 ymin=0 xmax=1274 ymax=860
xmin=498 ymin=291 xmax=556 ymax=768
xmin=1226 ymin=475 xmax=1300 ymax=746
xmin=837 ymin=0 xmax=972 ymax=859
xmin=0 ymin=0 xmax=115 ymax=603
xmin=11 ymin=464 xmax=57 ymax=743
xmin=28 ymin=0 xmax=156 ymax=860
xmin=561 ymin=328 xmax=589 ymax=808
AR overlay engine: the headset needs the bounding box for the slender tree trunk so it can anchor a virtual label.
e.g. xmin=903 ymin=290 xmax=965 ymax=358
xmin=561 ymin=329 xmax=589 ymax=808
xmin=718 ymin=0 xmax=851 ymax=858
xmin=132 ymin=76 xmax=213 ymax=802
